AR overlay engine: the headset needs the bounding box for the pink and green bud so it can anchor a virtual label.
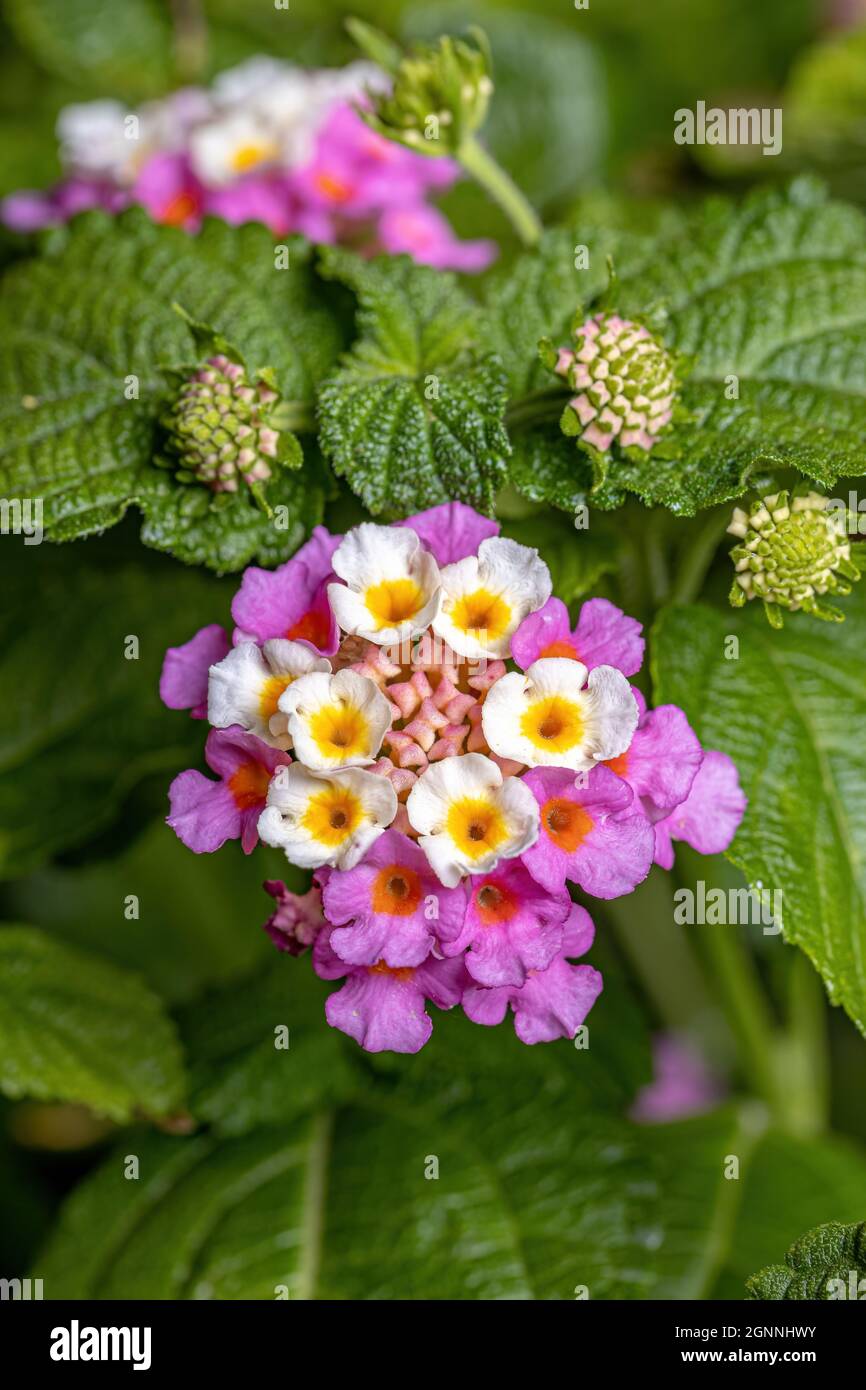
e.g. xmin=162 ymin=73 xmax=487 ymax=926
xmin=164 ymin=354 xmax=281 ymax=494
xmin=546 ymin=311 xmax=678 ymax=456
xmin=728 ymin=488 xmax=861 ymax=627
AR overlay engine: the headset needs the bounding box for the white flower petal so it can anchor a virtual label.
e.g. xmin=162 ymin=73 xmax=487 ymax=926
xmin=406 ymin=753 xmax=539 ymax=886
xmin=188 ymin=111 xmax=282 ymax=185
xmin=278 ymin=667 xmax=392 ymax=769
xmin=482 ymin=657 xmax=638 ymax=770
xmin=257 ymin=764 xmax=397 ymax=870
xmin=432 ymin=536 xmax=551 ymax=659
xmin=207 ymin=639 xmax=331 ymax=749
xmin=328 ymin=523 xmax=441 ymax=645
xmin=57 ymin=100 xmax=138 ymax=182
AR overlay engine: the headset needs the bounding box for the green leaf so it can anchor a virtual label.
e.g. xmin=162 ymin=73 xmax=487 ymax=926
xmin=0 ymin=211 xmax=341 ymax=571
xmin=480 ymin=229 xmax=579 ymax=399
xmin=0 ymin=925 xmax=185 ymax=1121
xmin=35 ymin=1000 xmax=672 ymax=1299
xmin=713 ymin=1129 xmax=866 ymax=1298
xmin=138 ymin=460 xmax=326 ymax=573
xmin=0 ymin=533 xmax=229 ymax=877
xmin=507 ymin=183 xmax=866 ymax=515
xmin=3 ymin=0 xmax=172 ymax=98
xmin=747 ymin=1220 xmax=866 ymax=1300
xmin=607 ymin=181 xmax=866 ymax=513
xmin=4 ymin=822 xmax=290 ymax=1006
xmin=317 ymin=246 xmax=509 ymax=517
xmin=178 ymin=962 xmax=365 ymax=1137
xmin=507 ymin=425 xmax=594 ymax=515
xmin=652 ymin=586 xmax=866 ymax=1036
xmin=641 ymin=1107 xmax=866 ymax=1299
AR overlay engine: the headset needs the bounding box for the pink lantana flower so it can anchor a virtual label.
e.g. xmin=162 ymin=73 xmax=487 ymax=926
xmin=463 ymin=904 xmax=603 ymax=1044
xmin=511 ymin=596 xmax=644 ymax=676
xmin=167 ymin=726 xmax=289 ymax=854
xmin=520 ymin=764 xmax=654 ymax=898
xmin=442 ymin=859 xmax=571 ymax=988
xmin=397 ymin=500 xmax=500 ymax=566
xmin=230 ymin=525 xmax=341 ymax=654
xmin=653 ymin=749 xmax=747 ymax=869
xmin=262 ymin=879 xmax=326 ymax=955
xmin=132 ymin=152 xmax=204 ymax=230
xmin=313 ymin=925 xmax=468 ymax=1053
xmin=605 ymin=689 xmax=703 ymax=821
xmin=205 ymin=174 xmax=293 ymax=233
xmin=160 ymin=622 xmax=230 ymax=718
xmin=320 ymin=828 xmax=466 ymax=967
xmin=378 ymin=203 xmax=496 ymax=271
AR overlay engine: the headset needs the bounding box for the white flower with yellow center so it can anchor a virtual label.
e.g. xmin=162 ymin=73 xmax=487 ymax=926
xmin=188 ymin=110 xmax=282 ymax=185
xmin=57 ymin=101 xmax=141 ymax=184
xmin=431 ymin=537 xmax=551 ymax=659
xmin=482 ymin=657 xmax=638 ymax=771
xmin=278 ymin=668 xmax=392 ymax=771
xmin=327 ymin=524 xmax=441 ymax=646
xmin=208 ymin=640 xmax=331 ymax=750
xmin=406 ymin=753 xmax=539 ymax=888
xmin=258 ymin=764 xmax=397 ymax=871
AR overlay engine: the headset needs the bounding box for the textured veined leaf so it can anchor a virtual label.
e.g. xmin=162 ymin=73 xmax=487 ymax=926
xmin=0 ymin=925 xmax=185 ymax=1121
xmin=652 ymin=584 xmax=866 ymax=1036
xmin=37 ymin=997 xmax=668 ymax=1299
xmin=747 ymin=1220 xmax=866 ymax=1300
xmin=0 ymin=211 xmax=340 ymax=570
xmin=317 ymin=246 xmax=510 ymax=516
xmin=506 ymin=182 xmax=866 ymax=514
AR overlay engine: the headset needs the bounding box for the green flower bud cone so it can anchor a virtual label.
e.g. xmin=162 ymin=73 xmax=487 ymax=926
xmin=728 ymin=489 xmax=861 ymax=626
xmin=358 ymin=30 xmax=493 ymax=156
xmin=163 ymin=354 xmax=281 ymax=494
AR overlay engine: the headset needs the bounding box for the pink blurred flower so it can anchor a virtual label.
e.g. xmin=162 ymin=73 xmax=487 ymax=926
xmin=631 ymin=1033 xmax=725 ymax=1123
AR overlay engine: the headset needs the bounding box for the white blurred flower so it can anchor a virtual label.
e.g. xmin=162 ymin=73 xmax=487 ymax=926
xmin=57 ymin=101 xmax=140 ymax=183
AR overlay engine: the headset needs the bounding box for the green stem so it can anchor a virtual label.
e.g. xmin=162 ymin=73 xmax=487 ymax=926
xmin=693 ymin=922 xmax=784 ymax=1118
xmin=668 ymin=506 xmax=730 ymax=606
xmin=171 ymin=0 xmax=208 ymax=82
xmin=603 ymin=868 xmax=713 ymax=1031
xmin=779 ymin=951 xmax=829 ymax=1137
xmin=458 ymin=136 xmax=543 ymax=247
xmin=644 ymin=510 xmax=672 ymax=607
xmin=504 ymin=387 xmax=567 ymax=431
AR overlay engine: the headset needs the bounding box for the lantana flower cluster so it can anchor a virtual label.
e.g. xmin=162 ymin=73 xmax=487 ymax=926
xmin=160 ymin=502 xmax=746 ymax=1054
xmin=2 ymin=56 xmax=494 ymax=272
